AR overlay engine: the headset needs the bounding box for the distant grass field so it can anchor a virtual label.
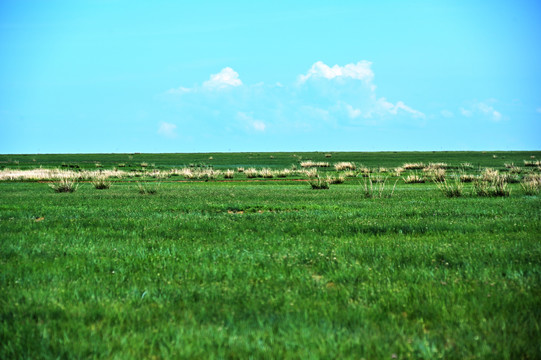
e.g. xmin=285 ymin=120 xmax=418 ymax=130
xmin=1 ymin=151 xmax=540 ymax=359
xmin=1 ymin=150 xmax=538 ymax=170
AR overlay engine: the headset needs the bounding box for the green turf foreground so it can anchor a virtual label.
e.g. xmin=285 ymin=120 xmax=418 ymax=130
xmin=0 ymin=153 xmax=540 ymax=359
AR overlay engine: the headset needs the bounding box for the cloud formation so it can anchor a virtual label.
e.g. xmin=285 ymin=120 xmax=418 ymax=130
xmin=164 ymin=61 xmax=425 ymax=134
xmin=298 ymin=61 xmax=374 ymax=85
xmin=203 ymin=67 xmax=242 ymax=89
xmin=440 ymin=110 xmax=454 ymax=118
xmin=460 ymin=101 xmax=502 ymax=121
xmin=157 ymin=122 xmax=177 ymax=138
xmin=237 ymin=112 xmax=266 ymax=132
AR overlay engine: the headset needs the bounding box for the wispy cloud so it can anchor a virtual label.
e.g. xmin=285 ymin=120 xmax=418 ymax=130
xmin=157 ymin=122 xmax=177 ymax=138
xmin=477 ymin=102 xmax=501 ymax=121
xmin=440 ymin=110 xmax=454 ymax=118
xmin=460 ymin=100 xmax=502 ymax=121
xmin=237 ymin=112 xmax=266 ymax=132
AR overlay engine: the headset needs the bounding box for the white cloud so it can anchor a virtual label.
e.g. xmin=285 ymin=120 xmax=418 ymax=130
xmin=461 ymin=101 xmax=502 ymax=121
xmin=441 ymin=110 xmax=454 ymax=118
xmin=163 ymin=61 xmax=426 ymax=133
xmin=477 ymin=102 xmax=501 ymax=121
xmin=203 ymin=67 xmax=242 ymax=89
xmin=298 ymin=61 xmax=374 ymax=85
xmin=377 ymin=99 xmax=425 ymax=118
xmin=166 ymin=86 xmax=191 ymax=95
xmin=297 ymin=61 xmax=424 ymax=121
xmin=237 ymin=112 xmax=266 ymax=132
xmin=345 ymin=104 xmax=361 ymax=119
xmin=253 ymin=120 xmax=266 ymax=132
xmin=157 ymin=122 xmax=177 ymax=138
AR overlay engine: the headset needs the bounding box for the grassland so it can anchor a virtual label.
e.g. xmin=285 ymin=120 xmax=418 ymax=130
xmin=1 ymin=151 xmax=540 ymax=359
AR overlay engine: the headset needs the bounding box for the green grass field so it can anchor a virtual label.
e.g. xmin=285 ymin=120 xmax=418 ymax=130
xmin=1 ymin=151 xmax=540 ymax=359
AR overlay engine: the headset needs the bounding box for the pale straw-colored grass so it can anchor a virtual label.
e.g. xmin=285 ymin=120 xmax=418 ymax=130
xmin=0 ymin=168 xmax=126 ymax=181
xmin=300 ymin=161 xmax=330 ymax=168
xmin=334 ymin=162 xmax=356 ymax=171
xmin=402 ymin=162 xmax=425 ymax=170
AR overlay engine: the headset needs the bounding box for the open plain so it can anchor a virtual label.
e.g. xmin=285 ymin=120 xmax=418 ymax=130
xmin=1 ymin=151 xmax=540 ymax=359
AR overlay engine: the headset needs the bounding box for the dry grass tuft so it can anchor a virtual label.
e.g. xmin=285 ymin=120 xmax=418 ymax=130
xmin=309 ymin=175 xmax=330 ymax=190
xmin=424 ymin=168 xmax=446 ymax=182
xmin=301 ymin=161 xmax=330 ymax=168
xmin=424 ymin=162 xmax=447 ymax=170
xmin=245 ymin=168 xmax=258 ymax=178
xmin=334 ymin=162 xmax=356 ymax=171
xmin=402 ymin=162 xmax=425 ymax=170
xmin=436 ymin=177 xmax=463 ymax=197
xmin=50 ymin=178 xmax=78 ymax=193
xmin=521 ymin=174 xmax=541 ymax=195
xmin=393 ymin=167 xmax=405 ymax=177
xmin=403 ymin=173 xmax=425 ymax=184
xmin=260 ymin=168 xmax=274 ymax=178
xmin=524 ymin=159 xmax=541 ymax=167
xmin=459 ymin=173 xmax=477 ymax=183
xmin=276 ymin=169 xmax=292 ymax=178
xmin=92 ymin=176 xmax=111 ymax=189
xmin=481 ymin=168 xmax=500 ymax=182
xmin=300 ymin=168 xmax=318 ymax=178
xmin=328 ymin=174 xmax=346 ymax=184
xmin=361 ymin=174 xmax=397 ymax=198
xmin=474 ymin=175 xmax=509 ymax=197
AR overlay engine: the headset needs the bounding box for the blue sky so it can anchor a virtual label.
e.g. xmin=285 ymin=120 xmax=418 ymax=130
xmin=1 ymin=0 xmax=540 ymax=153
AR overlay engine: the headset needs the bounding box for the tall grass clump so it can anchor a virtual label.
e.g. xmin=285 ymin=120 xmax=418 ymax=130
xmin=402 ymin=162 xmax=425 ymax=170
xmin=424 ymin=162 xmax=447 ymax=170
xmin=334 ymin=162 xmax=356 ymax=171
xmin=436 ymin=176 xmax=463 ymax=198
xmin=259 ymin=168 xmax=274 ymax=178
xmin=424 ymin=168 xmax=446 ymax=182
xmin=92 ymin=176 xmax=111 ymax=190
xmin=328 ymin=174 xmax=346 ymax=184
xmin=482 ymin=168 xmax=500 ymax=182
xmin=402 ymin=173 xmax=425 ymax=184
xmin=393 ymin=167 xmax=405 ymax=177
xmin=473 ymin=175 xmax=510 ymax=197
xmin=459 ymin=173 xmax=477 ymax=183
xmin=223 ymin=170 xmax=235 ymax=179
xmin=137 ymin=182 xmax=160 ymax=195
xmin=361 ymin=174 xmax=397 ymax=198
xmin=309 ymin=175 xmax=330 ymax=190
xmin=300 ymin=160 xmax=330 ymax=168
xmin=524 ymin=159 xmax=541 ymax=167
xmin=49 ymin=178 xmax=78 ymax=193
xmin=301 ymin=168 xmax=318 ymax=178
xmin=276 ymin=169 xmax=292 ymax=178
xmin=244 ymin=168 xmax=258 ymax=178
xmin=521 ymin=174 xmax=541 ymax=195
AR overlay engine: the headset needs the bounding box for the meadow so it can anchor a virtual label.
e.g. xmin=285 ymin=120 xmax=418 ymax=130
xmin=1 ymin=151 xmax=540 ymax=359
